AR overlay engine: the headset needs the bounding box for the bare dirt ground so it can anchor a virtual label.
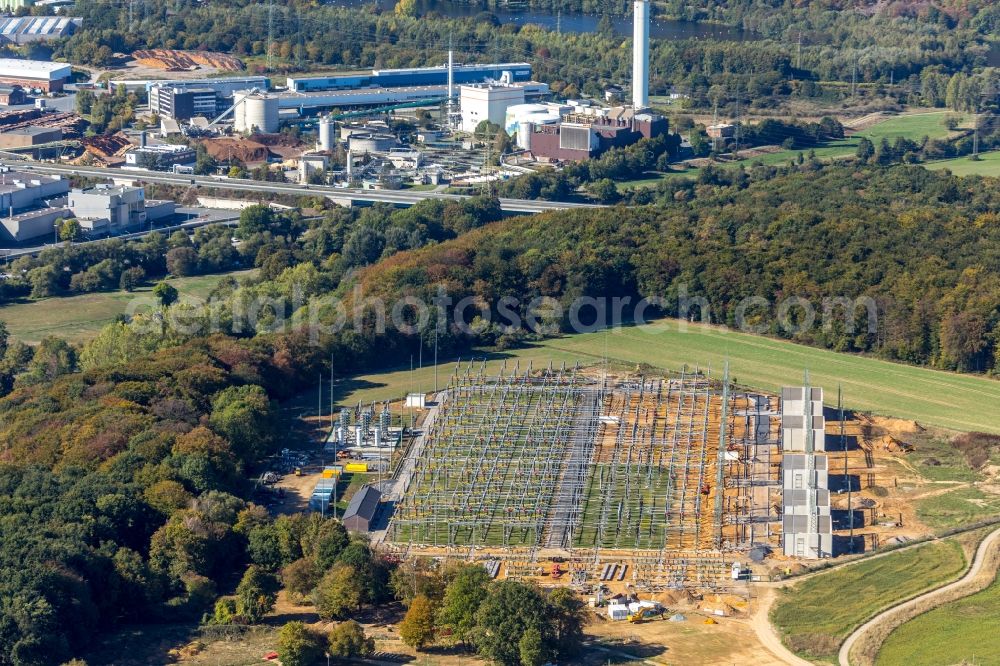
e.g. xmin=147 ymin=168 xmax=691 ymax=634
xmin=107 ymin=60 xmax=236 ymax=81
xmin=588 ymin=606 xmax=787 ymax=666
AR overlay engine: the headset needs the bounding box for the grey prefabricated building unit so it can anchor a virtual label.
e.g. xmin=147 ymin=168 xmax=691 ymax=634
xmin=780 ymin=386 xmax=826 ymax=452
xmin=343 ymin=485 xmax=381 ymax=533
xmin=782 ymin=515 xmax=833 ymax=558
xmin=782 ymin=454 xmax=829 ymax=494
xmin=780 ymin=386 xmax=833 ymax=559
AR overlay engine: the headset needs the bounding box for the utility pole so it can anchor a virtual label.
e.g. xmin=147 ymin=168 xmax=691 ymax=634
xmin=733 ymin=84 xmax=741 ymax=158
xmin=796 ymin=32 xmax=802 ymax=70
xmin=711 ymin=98 xmax=719 ymax=153
xmin=556 ymin=9 xmax=561 ymax=35
xmin=433 ymin=326 xmax=439 ymax=394
xmin=266 ymin=0 xmax=275 ymax=72
xmin=840 ymin=384 xmax=853 ymax=553
xmin=296 ymin=8 xmax=303 ymax=71
xmin=974 ymin=110 xmax=980 ymax=158
xmin=851 ymin=57 xmax=858 ymax=98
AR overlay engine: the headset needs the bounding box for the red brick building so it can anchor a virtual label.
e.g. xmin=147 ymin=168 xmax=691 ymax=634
xmin=524 ymin=108 xmax=668 ymax=161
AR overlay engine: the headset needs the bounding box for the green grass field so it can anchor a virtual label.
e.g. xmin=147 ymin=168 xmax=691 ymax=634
xmin=0 ymin=270 xmax=254 ymax=344
xmin=771 ymin=539 xmax=967 ymax=663
xmin=335 ymin=319 xmax=1000 ymax=434
xmin=875 ymin=570 xmax=1000 ymax=666
xmin=926 ymin=149 xmax=1000 ymax=177
xmin=916 ymin=486 xmax=1000 ymax=531
xmin=620 ymin=111 xmax=975 ymax=191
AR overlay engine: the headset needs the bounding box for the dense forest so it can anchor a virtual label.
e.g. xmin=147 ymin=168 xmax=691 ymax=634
xmin=1 ymin=163 xmax=998 ymax=663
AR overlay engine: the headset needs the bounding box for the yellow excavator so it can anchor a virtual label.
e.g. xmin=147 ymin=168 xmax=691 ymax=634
xmin=627 ymin=605 xmax=666 ymax=623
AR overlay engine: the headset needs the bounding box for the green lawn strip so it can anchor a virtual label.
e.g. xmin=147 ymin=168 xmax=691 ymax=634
xmin=770 ymin=538 xmax=967 ymax=663
xmin=925 ymin=149 xmax=1000 ymax=177
xmin=335 ymin=319 xmax=1000 ymax=434
xmin=875 ymin=568 xmax=1000 ymax=666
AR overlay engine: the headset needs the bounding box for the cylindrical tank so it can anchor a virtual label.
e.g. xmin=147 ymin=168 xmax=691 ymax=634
xmin=235 ymin=92 xmax=279 ymax=134
xmin=348 ymin=133 xmax=398 ymax=154
xmin=318 ymin=116 xmax=334 ymax=151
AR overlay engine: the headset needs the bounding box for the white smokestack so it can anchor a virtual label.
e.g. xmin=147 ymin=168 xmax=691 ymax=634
xmin=448 ymin=49 xmax=454 ymax=112
xmin=632 ymin=0 xmax=649 ymax=109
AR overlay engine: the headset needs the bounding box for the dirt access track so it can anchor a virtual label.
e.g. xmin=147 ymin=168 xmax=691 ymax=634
xmin=838 ymin=525 xmax=1000 ymax=666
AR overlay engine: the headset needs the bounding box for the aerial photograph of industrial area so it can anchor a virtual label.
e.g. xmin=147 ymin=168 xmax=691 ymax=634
xmin=0 ymin=0 xmax=998 ymax=664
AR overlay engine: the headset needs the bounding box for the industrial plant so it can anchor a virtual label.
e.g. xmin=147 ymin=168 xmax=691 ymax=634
xmin=362 ymin=362 xmax=834 ymax=592
xmin=73 ymin=0 xmax=669 ymax=188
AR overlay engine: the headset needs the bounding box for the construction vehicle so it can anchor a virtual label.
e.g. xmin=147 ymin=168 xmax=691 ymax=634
xmin=294 ymin=467 xmax=303 ymax=476
xmin=628 ymin=607 xmax=665 ymax=623
xmin=550 ymin=563 xmax=564 ymax=579
xmin=627 ymin=601 xmax=665 ymax=623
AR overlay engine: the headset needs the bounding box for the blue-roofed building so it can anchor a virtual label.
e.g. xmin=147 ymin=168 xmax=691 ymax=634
xmin=287 ymin=62 xmax=532 ymax=93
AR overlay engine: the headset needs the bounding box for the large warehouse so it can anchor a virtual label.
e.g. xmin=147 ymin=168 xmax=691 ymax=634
xmin=287 ymin=62 xmax=533 ymax=93
xmin=0 ymin=58 xmax=72 ymax=92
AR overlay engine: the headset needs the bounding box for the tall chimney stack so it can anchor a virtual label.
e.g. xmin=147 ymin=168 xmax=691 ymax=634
xmin=632 ymin=0 xmax=649 ymax=109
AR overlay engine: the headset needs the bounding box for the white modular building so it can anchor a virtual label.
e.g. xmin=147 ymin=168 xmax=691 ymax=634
xmin=460 ymin=83 xmax=527 ymax=134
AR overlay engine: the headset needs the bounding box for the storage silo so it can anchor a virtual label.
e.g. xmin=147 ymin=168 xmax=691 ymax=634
xmin=235 ymin=92 xmax=279 ymax=134
xmin=348 ymin=133 xmax=398 ymax=154
xmin=318 ymin=116 xmax=334 ymax=151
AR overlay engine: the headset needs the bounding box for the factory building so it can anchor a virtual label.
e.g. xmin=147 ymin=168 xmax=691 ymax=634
xmin=0 ymin=16 xmax=81 ymax=44
xmin=2 ymin=207 xmax=66 ymax=242
xmin=780 ymin=386 xmax=833 ymax=559
xmin=459 ymin=83 xmax=526 ymax=133
xmin=0 ymin=169 xmax=69 ymax=242
xmin=124 ymin=144 xmax=197 ymax=170
xmin=68 ymin=184 xmax=175 ymax=234
xmin=0 ymin=169 xmax=68 ymax=212
xmin=288 ymin=62 xmax=532 ymax=93
xmin=0 ymin=58 xmax=72 ymax=93
xmin=522 ymin=106 xmax=668 ymax=161
xmin=147 ymin=76 xmax=269 ymax=118
xmin=0 ymin=173 xmax=175 ymax=241
xmin=153 ymin=87 xmax=218 ymax=121
xmin=0 ymin=126 xmax=62 ymax=148
xmin=264 ymin=82 xmax=548 ymax=114
xmin=486 ymin=2 xmax=660 ymax=162
xmin=505 ymin=103 xmax=570 ymax=146
xmin=0 ymin=85 xmax=27 ymax=106
xmin=68 ymin=184 xmax=146 ymax=233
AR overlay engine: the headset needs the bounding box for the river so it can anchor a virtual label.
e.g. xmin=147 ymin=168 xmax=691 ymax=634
xmin=328 ymin=0 xmax=759 ymax=42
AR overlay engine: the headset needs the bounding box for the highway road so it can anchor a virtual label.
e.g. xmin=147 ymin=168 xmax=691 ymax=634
xmin=2 ymin=161 xmax=602 ymax=214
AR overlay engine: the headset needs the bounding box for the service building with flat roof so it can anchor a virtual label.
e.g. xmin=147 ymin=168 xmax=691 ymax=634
xmin=0 ymin=58 xmax=72 ymax=93
xmin=68 ymin=184 xmax=146 ymax=233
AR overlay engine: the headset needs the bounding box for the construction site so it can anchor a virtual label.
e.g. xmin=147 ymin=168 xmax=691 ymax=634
xmin=385 ymin=362 xmax=786 ymax=591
